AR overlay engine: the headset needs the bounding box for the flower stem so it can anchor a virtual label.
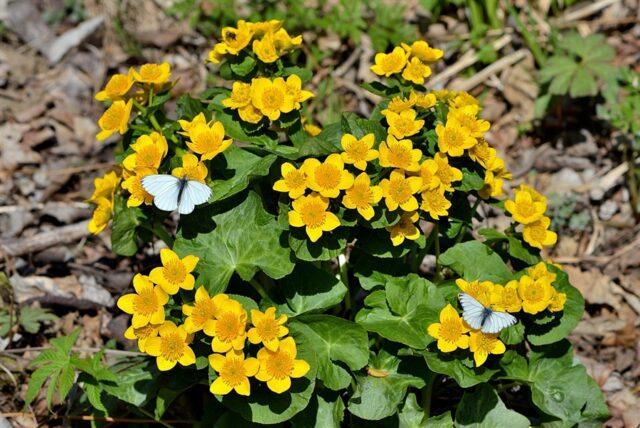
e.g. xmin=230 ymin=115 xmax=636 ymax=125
xmin=421 ymin=372 xmax=436 ymax=417
xmin=455 ymin=197 xmax=481 ymax=245
xmin=249 ymin=278 xmax=268 ymax=300
xmin=149 ymin=113 xmax=163 ymax=133
xmin=434 ymin=223 xmax=442 ymax=282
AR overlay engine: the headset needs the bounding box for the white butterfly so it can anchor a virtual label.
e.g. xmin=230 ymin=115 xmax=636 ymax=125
xmin=142 ymin=174 xmax=212 ymax=215
xmin=459 ymin=292 xmax=517 ymax=334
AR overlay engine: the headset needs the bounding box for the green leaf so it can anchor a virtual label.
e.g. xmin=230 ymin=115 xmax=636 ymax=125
xmin=499 ymin=322 xmax=525 ymax=345
xmin=439 ymin=241 xmax=512 ymax=283
xmin=525 ymin=266 xmax=584 ymax=346
xmin=507 ymin=236 xmax=541 ymax=265
xmin=356 ymin=274 xmax=443 ymax=348
xmin=455 ymin=384 xmax=530 ymax=427
xmin=569 ymin=67 xmax=598 ymax=98
xmin=347 ymin=349 xmax=425 ymax=420
xmin=456 ymin=168 xmax=485 ymax=192
xmin=290 ymin=315 xmax=369 ymax=390
xmin=341 ymin=112 xmax=387 ymax=144
xmin=355 ymin=228 xmax=425 ymax=258
xmin=209 ymin=146 xmax=277 ymax=203
xmin=17 ymin=307 xmax=57 ymax=334
xmin=111 ymin=196 xmax=145 ymax=256
xmin=229 ymin=55 xmax=257 ymax=77
xmin=398 ymin=393 xmax=426 ymax=427
xmin=423 ymin=351 xmax=498 ymax=388
xmin=539 ymin=56 xmax=577 ymax=83
xmin=276 ymin=263 xmax=347 ymax=316
xmin=294 ymin=123 xmax=342 ymax=157
xmin=424 ymin=411 xmax=454 ymax=427
xmin=352 ymin=254 xmax=411 ymax=291
xmin=175 ymin=191 xmax=295 ymax=294
xmin=219 ymin=325 xmax=317 ymax=424
xmin=288 ymin=227 xmax=349 ymax=262
xmin=280 ymin=66 xmax=313 ymax=82
xmin=176 ymin=94 xmax=206 ymax=119
xmin=291 ymin=390 xmax=345 ymax=427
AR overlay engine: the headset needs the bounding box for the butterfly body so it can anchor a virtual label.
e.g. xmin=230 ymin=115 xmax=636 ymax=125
xmin=142 ymin=174 xmax=212 ymax=215
xmin=459 ymin=293 xmax=517 ymax=334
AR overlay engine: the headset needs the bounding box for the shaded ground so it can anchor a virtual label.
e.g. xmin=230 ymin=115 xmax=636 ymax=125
xmin=0 ymin=0 xmax=638 ymax=426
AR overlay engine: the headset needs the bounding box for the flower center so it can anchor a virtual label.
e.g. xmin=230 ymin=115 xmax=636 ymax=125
xmin=140 ymin=65 xmax=162 ymax=80
xmin=314 ymin=164 xmax=340 ymax=189
xmin=161 ymin=333 xmax=184 ymax=361
xmin=262 ymin=87 xmax=284 ymax=110
xmin=163 ymin=260 xmax=186 ymax=284
xmin=394 ymin=118 xmax=413 ymax=135
xmin=133 ymin=288 xmax=158 ymax=315
xmin=137 ymin=145 xmax=161 ymax=168
xmin=285 ymin=170 xmax=306 ymax=189
xmin=444 ymin=128 xmax=465 ymax=148
xmin=440 ymin=318 xmax=463 ymax=343
xmin=528 ymin=223 xmax=547 ymax=242
xmin=232 ymin=86 xmax=251 ymax=105
xmin=102 ymin=104 xmax=125 ymax=129
xmin=256 ymin=319 xmax=279 ymax=341
xmin=388 ymin=146 xmax=412 ymax=168
xmin=524 ymin=284 xmax=544 ymax=302
xmin=266 ymin=352 xmax=294 ymax=379
xmin=389 ymin=180 xmax=411 ymax=204
xmin=300 ymin=201 xmax=326 ymax=228
xmin=192 ymin=299 xmax=217 ymax=325
xmin=346 ymin=143 xmax=368 ymax=161
xmin=517 ymin=202 xmax=536 ymax=217
xmin=216 ymin=312 xmax=242 ymax=342
xmin=106 ymin=75 xmax=130 ymax=95
xmin=474 ymin=334 xmax=495 ymax=353
xmin=382 ymin=54 xmax=401 ymax=72
xmin=347 ymin=183 xmax=372 ymax=207
xmin=220 ymin=358 xmax=246 ymax=386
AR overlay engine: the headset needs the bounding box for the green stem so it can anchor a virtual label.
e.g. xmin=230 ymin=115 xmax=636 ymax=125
xmin=421 ymin=372 xmax=436 ymax=417
xmin=484 ymin=0 xmax=501 ymax=28
xmin=249 ymin=278 xmax=268 ymax=300
xmin=455 ymin=197 xmax=482 ymax=245
xmin=508 ymin=4 xmax=546 ymax=67
xmin=148 ymin=85 xmax=155 ymax=107
xmin=132 ymin=99 xmax=147 ymax=115
xmin=149 ymin=113 xmax=163 ymax=133
xmin=434 ymin=223 xmax=442 ymax=282
xmin=468 ymin=0 xmax=486 ymax=35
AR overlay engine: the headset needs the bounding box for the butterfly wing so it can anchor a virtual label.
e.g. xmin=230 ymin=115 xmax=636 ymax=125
xmin=177 ymin=180 xmax=212 ymax=215
xmin=459 ymin=293 xmax=486 ymax=330
xmin=142 ymin=175 xmax=180 ymax=212
xmin=482 ymin=311 xmax=517 ymax=334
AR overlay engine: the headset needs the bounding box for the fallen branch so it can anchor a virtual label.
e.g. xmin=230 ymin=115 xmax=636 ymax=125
xmin=450 ymin=49 xmax=529 ymax=91
xmin=0 ymin=220 xmax=90 ymax=257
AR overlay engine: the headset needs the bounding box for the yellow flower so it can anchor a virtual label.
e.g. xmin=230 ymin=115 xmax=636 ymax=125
xmin=178 ymin=112 xmax=208 ymax=138
xmin=402 ymin=57 xmax=432 ymax=85
xmin=491 ymin=280 xmax=522 ymax=313
xmin=204 ymin=295 xmax=247 ymax=353
xmin=371 ymin=47 xmax=408 ymax=76
xmin=285 ymin=74 xmax=314 ymax=109
xmin=420 ymin=187 xmax=451 ymax=220
xmin=96 ymin=99 xmax=133 ymax=141
xmin=89 ymin=171 xmax=120 ymax=203
xmin=527 ymin=262 xmax=556 ymax=284
xmin=124 ymin=323 xmax=161 ymax=353
xmin=505 ymin=190 xmax=547 ymax=225
xmin=149 ymin=248 xmax=199 ymax=295
xmin=172 ymin=153 xmax=208 ymax=183
xmin=131 ymin=63 xmax=171 ymax=85
xmin=251 ymin=77 xmax=294 ymax=121
xmin=249 ymin=20 xmax=282 ymax=37
xmin=387 ymin=211 xmax=421 ymax=246
xmin=469 ymin=331 xmax=505 ymax=367
xmin=122 ymin=174 xmax=154 ymax=207
xmin=207 ymin=42 xmax=228 ymax=64
xmin=456 ymin=278 xmax=493 ymax=307
xmin=401 ymin=40 xmax=443 ymax=62
xmin=144 ymin=321 xmax=196 ymax=371
xmin=380 ymin=169 xmax=422 ymax=212
xmin=518 ymin=184 xmax=546 ymax=204
xmin=378 ymin=135 xmax=422 ymax=172
xmin=209 ymin=350 xmax=260 ymax=396
xmin=247 ymin=307 xmax=289 ymax=351
xmin=304 ymin=123 xmax=322 ymax=136
xmin=288 ymin=193 xmax=340 ymax=242
xmin=117 ymin=274 xmax=169 ymax=328
xmin=478 ymin=170 xmax=505 ymax=199
xmin=450 ymin=91 xmax=480 ymax=109
xmin=273 ymin=162 xmax=308 ymax=199
xmin=384 ymin=109 xmax=425 ymax=139
xmin=273 ymin=28 xmax=302 ymax=51
xmin=302 ymin=154 xmax=354 ymax=198
xmin=220 ymin=21 xmax=254 ymax=54
xmin=222 ymin=81 xmax=252 ymax=110
xmin=433 ymin=153 xmax=463 ymax=192
xmin=418 ymin=159 xmax=441 ymax=191
xmin=340 ymin=133 xmax=378 ymax=171
xmin=468 ymin=138 xmax=497 ymax=168
xmin=413 ymin=91 xmax=437 ymax=109
xmin=427 ymin=304 xmax=470 ymax=352
xmin=447 ymin=105 xmax=490 ymax=139
xmin=187 ymin=122 xmax=233 ymax=161
xmin=517 ymin=275 xmax=554 ymax=314
xmin=342 ymin=172 xmax=383 ymax=220
xmin=122 ymin=132 xmax=168 ymax=175
xmin=95 ymin=71 xmax=134 ymax=102
xmin=255 ymin=337 xmax=310 ymax=394
xmin=252 ymin=32 xmax=279 ymax=63
xmin=239 ymin=104 xmax=264 ymax=124
xmin=88 ymin=197 xmax=113 ymax=235
xmin=435 ymin=123 xmax=476 ymax=157
xmin=182 ymin=286 xmax=218 ymax=333
xmin=547 ymin=289 xmax=567 ymax=312
xmin=383 ymin=93 xmax=417 ymax=115
xmin=523 ymin=216 xmax=557 ymax=249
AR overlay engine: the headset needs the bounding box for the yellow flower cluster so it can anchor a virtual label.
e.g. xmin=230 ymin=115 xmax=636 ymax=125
xmin=208 ymin=20 xmax=302 ymax=64
xmin=117 ymin=249 xmax=309 ymax=395
xmin=222 ymin=75 xmax=313 ymax=124
xmin=505 ymin=184 xmax=558 ymax=250
xmin=428 ymin=263 xmax=566 ymax=366
xmin=371 ymin=41 xmax=443 ymax=85
xmin=87 ymin=171 xmax=120 ymax=234
xmin=95 ymin=63 xmax=172 ymax=141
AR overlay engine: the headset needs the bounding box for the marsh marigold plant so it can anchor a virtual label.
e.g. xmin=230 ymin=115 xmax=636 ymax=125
xmin=62 ymin=19 xmax=608 ymax=426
